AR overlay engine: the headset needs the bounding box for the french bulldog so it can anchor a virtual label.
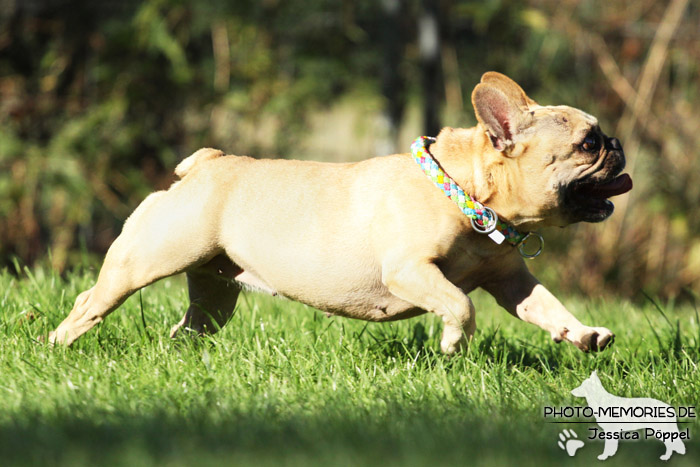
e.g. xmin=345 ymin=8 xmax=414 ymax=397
xmin=49 ymin=72 xmax=632 ymax=353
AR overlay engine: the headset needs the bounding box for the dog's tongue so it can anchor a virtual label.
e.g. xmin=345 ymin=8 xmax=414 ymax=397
xmin=587 ymin=174 xmax=633 ymax=198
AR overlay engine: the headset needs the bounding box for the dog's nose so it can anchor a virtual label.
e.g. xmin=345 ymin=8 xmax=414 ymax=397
xmin=607 ymin=137 xmax=623 ymax=151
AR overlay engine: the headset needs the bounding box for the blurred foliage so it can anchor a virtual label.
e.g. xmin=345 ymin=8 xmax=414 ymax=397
xmin=0 ymin=0 xmax=698 ymax=299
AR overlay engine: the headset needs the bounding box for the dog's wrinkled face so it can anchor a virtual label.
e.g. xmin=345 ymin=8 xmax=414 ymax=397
xmin=560 ymin=122 xmax=631 ymax=223
xmin=470 ymin=73 xmax=632 ymax=228
xmin=519 ymin=105 xmax=633 ymax=225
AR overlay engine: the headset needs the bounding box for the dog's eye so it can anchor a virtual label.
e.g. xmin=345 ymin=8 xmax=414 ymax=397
xmin=581 ymin=134 xmax=599 ymax=152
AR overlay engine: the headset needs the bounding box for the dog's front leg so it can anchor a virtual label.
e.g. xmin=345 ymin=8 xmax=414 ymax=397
xmin=483 ymin=260 xmax=614 ymax=351
xmin=382 ymin=259 xmax=475 ymax=354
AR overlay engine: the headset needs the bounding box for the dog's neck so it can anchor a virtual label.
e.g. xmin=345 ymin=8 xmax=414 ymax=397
xmin=429 ymin=127 xmax=542 ymax=229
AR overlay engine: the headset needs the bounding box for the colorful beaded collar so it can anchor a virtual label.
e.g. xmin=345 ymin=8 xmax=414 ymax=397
xmin=410 ymin=136 xmax=543 ymax=258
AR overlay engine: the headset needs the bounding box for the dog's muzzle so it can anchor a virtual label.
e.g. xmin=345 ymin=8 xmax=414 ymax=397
xmin=565 ymin=137 xmax=633 ymax=223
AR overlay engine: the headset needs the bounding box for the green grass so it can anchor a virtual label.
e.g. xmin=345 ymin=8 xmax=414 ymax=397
xmin=1 ymin=265 xmax=699 ymax=466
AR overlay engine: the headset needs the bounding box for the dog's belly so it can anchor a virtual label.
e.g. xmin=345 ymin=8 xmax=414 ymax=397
xmin=292 ymin=283 xmax=425 ymax=322
xmin=233 ymin=262 xmax=424 ymax=321
xmin=324 ymin=295 xmax=425 ymax=322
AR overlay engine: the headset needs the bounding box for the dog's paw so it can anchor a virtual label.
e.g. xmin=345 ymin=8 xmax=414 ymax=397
xmin=45 ymin=331 xmax=57 ymax=345
xmin=44 ymin=329 xmax=73 ymax=346
xmin=440 ymin=335 xmax=468 ymax=355
xmin=440 ymin=322 xmax=476 ymax=355
xmin=575 ymin=327 xmax=614 ymax=352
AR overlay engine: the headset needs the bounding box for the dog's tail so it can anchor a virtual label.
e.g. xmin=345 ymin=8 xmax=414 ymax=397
xmin=174 ymin=148 xmax=225 ymax=179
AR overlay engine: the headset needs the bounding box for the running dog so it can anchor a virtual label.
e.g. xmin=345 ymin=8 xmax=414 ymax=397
xmin=49 ymin=72 xmax=631 ymax=353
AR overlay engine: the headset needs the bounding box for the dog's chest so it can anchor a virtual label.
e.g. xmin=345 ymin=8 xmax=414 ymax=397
xmin=437 ymin=235 xmax=515 ymax=291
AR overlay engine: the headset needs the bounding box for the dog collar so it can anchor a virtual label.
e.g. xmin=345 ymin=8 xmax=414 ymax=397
xmin=410 ymin=136 xmax=543 ymax=258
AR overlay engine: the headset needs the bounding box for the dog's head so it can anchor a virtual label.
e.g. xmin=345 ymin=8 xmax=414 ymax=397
xmin=470 ymin=72 xmax=632 ymax=227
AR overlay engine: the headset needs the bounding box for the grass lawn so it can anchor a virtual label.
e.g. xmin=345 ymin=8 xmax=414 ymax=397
xmin=1 ymin=265 xmax=698 ymax=466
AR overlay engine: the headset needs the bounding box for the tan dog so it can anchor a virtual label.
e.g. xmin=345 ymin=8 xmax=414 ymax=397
xmin=49 ymin=72 xmax=632 ymax=353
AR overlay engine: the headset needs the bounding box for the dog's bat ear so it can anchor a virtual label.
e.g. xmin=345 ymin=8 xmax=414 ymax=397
xmin=472 ymin=83 xmax=533 ymax=153
xmin=479 ymin=72 xmax=538 ymax=110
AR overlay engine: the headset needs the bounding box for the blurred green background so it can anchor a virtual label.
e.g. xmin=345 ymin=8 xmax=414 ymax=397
xmin=0 ymin=0 xmax=698 ymax=300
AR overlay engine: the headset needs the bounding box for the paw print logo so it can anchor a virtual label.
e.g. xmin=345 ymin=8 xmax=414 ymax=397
xmin=558 ymin=429 xmax=584 ymax=456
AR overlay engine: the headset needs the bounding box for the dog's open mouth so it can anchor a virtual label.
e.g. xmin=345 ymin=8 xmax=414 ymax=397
xmin=568 ymin=173 xmax=633 ymax=222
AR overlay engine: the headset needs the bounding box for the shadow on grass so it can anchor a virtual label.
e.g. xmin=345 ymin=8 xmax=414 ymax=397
xmin=2 ymin=407 xmax=695 ymax=466
xmin=360 ymin=323 xmax=574 ymax=376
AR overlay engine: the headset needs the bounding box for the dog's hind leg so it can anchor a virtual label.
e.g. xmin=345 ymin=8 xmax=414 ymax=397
xmin=170 ymin=255 xmax=242 ymax=338
xmin=49 ymin=181 xmax=223 ymax=346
